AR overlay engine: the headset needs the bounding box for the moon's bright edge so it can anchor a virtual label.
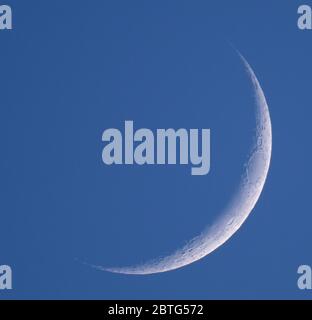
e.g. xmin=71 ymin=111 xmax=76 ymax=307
xmin=92 ymin=54 xmax=272 ymax=275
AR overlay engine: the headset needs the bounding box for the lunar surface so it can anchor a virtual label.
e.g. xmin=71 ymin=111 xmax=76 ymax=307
xmin=92 ymin=54 xmax=272 ymax=275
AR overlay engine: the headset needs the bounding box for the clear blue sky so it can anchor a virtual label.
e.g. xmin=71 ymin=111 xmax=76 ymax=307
xmin=0 ymin=0 xmax=311 ymax=299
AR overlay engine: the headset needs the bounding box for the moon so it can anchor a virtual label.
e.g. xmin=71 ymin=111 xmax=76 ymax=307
xmin=92 ymin=53 xmax=272 ymax=275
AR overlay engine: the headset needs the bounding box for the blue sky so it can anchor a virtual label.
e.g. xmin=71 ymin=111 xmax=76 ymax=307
xmin=0 ymin=0 xmax=311 ymax=299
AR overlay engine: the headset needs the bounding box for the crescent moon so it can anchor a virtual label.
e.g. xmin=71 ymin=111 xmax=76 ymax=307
xmin=92 ymin=53 xmax=272 ymax=275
